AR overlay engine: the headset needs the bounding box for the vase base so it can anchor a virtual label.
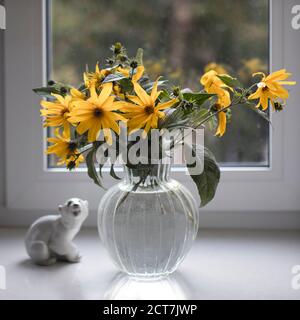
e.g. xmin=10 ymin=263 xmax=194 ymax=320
xmin=125 ymin=271 xmax=173 ymax=282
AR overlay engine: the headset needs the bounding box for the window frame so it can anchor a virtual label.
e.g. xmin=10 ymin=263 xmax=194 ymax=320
xmin=3 ymin=0 xmax=300 ymax=226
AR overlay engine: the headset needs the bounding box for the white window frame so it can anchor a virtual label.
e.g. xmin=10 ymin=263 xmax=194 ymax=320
xmin=3 ymin=0 xmax=300 ymax=227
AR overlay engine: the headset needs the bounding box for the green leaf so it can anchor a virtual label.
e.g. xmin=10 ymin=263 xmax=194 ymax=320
xmin=33 ymin=82 xmax=72 ymax=98
xmin=102 ymin=72 xmax=127 ymax=83
xmin=158 ymin=89 xmax=172 ymax=103
xmin=184 ymin=144 xmax=220 ymax=207
xmin=119 ymin=78 xmax=133 ymax=93
xmin=110 ymin=163 xmax=122 ymax=180
xmin=183 ymin=92 xmax=215 ymax=106
xmin=217 ymin=75 xmax=243 ymax=88
xmin=33 ymin=87 xmax=60 ymax=99
xmin=86 ymin=146 xmax=105 ymax=188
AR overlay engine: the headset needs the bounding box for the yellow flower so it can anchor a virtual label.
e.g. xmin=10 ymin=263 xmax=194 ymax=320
xmin=122 ymin=79 xmax=178 ymax=138
xmin=40 ymin=93 xmax=74 ymax=138
xmin=84 ymin=62 xmax=110 ymax=89
xmin=200 ymin=70 xmax=231 ymax=137
xmin=68 ymin=83 xmax=127 ymax=145
xmin=248 ymin=69 xmax=296 ymax=110
xmin=200 ymin=70 xmax=228 ymax=94
xmin=47 ymin=129 xmax=84 ymax=168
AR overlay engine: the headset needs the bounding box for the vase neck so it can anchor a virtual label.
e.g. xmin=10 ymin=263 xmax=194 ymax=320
xmin=124 ymin=163 xmax=171 ymax=186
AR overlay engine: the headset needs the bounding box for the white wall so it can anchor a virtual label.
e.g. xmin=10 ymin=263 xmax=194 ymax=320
xmin=0 ymin=0 xmax=5 ymax=206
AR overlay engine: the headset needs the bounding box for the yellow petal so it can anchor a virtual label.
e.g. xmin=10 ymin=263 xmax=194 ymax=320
xmin=102 ymin=115 xmax=120 ymax=135
xmin=277 ymin=81 xmax=296 ymax=86
xmin=63 ymin=123 xmax=71 ymax=139
xmin=142 ymin=118 xmax=152 ymax=138
xmin=248 ymin=88 xmax=262 ymax=100
xmin=98 ymin=82 xmax=113 ymax=105
xmin=132 ymin=65 xmax=145 ymax=82
xmin=156 ymin=98 xmax=178 ymax=110
xmin=51 ymin=93 xmax=66 ymax=105
xmin=95 ymin=62 xmax=100 ymax=74
xmin=127 ymin=95 xmax=144 ymax=106
xmin=109 ymin=112 xmax=127 ymax=123
xmin=101 ymin=96 xmax=115 ymax=111
xmin=260 ymin=92 xmax=269 ymax=110
xmin=252 ymin=71 xmax=266 ymax=79
xmin=41 ymin=100 xmax=57 ymax=108
xmin=215 ymin=112 xmax=226 ymax=137
xmin=76 ymin=120 xmax=93 ymax=135
xmin=269 ymin=83 xmax=289 ymax=99
xmin=117 ymin=67 xmax=130 ymax=77
xmin=133 ymin=81 xmax=152 ymax=106
xmin=217 ymin=89 xmax=231 ymax=107
xmin=150 ymin=78 xmax=159 ymax=103
xmin=102 ymin=128 xmax=113 ymax=145
xmin=265 ymin=69 xmax=287 ymax=82
xmin=87 ymin=121 xmax=101 ymax=142
xmin=70 ymin=88 xmax=85 ymax=99
xmin=110 ymin=101 xmax=135 ymax=111
xmin=128 ymin=114 xmax=151 ymax=130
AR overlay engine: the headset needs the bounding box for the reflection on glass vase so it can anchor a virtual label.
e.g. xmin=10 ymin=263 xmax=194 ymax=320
xmin=98 ymin=162 xmax=199 ymax=279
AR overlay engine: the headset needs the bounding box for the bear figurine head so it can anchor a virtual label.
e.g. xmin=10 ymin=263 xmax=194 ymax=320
xmin=59 ymin=198 xmax=89 ymax=229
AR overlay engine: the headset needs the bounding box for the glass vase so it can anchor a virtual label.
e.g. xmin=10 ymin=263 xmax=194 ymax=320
xmin=98 ymin=163 xmax=199 ymax=279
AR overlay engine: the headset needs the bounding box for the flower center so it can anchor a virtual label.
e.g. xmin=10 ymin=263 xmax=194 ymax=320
xmin=93 ymin=108 xmax=103 ymax=118
xmin=61 ymin=108 xmax=69 ymax=118
xmin=144 ymin=105 xmax=155 ymax=115
xmin=257 ymin=81 xmax=267 ymax=89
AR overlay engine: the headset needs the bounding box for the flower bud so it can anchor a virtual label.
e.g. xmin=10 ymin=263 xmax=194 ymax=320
xmin=172 ymin=86 xmax=181 ymax=97
xmin=130 ymin=60 xmax=138 ymax=69
xmin=274 ymin=102 xmax=283 ymax=112
xmin=113 ymin=42 xmax=123 ymax=54
xmin=60 ymin=87 xmax=68 ymax=94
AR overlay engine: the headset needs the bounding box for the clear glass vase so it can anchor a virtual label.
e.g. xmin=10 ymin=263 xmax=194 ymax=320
xmin=98 ymin=163 xmax=199 ymax=279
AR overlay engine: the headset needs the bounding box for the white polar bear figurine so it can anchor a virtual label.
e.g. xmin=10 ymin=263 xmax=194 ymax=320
xmin=25 ymin=198 xmax=89 ymax=266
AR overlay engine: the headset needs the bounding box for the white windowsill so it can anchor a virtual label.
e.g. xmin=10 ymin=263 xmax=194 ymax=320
xmin=0 ymin=228 xmax=299 ymax=300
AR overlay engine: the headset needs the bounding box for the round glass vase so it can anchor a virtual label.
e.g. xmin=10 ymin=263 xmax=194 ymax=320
xmin=98 ymin=163 xmax=199 ymax=279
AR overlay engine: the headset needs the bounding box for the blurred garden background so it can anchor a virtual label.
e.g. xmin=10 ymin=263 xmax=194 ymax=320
xmin=48 ymin=0 xmax=269 ymax=166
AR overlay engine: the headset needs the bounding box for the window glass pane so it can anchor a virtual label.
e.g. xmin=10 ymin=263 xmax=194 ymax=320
xmin=48 ymin=0 xmax=269 ymax=167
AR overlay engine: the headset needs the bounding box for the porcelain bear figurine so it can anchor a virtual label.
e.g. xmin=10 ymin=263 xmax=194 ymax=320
xmin=25 ymin=198 xmax=89 ymax=266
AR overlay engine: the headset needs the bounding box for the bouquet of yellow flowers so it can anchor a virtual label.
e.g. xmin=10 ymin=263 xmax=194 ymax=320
xmin=34 ymin=42 xmax=295 ymax=207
